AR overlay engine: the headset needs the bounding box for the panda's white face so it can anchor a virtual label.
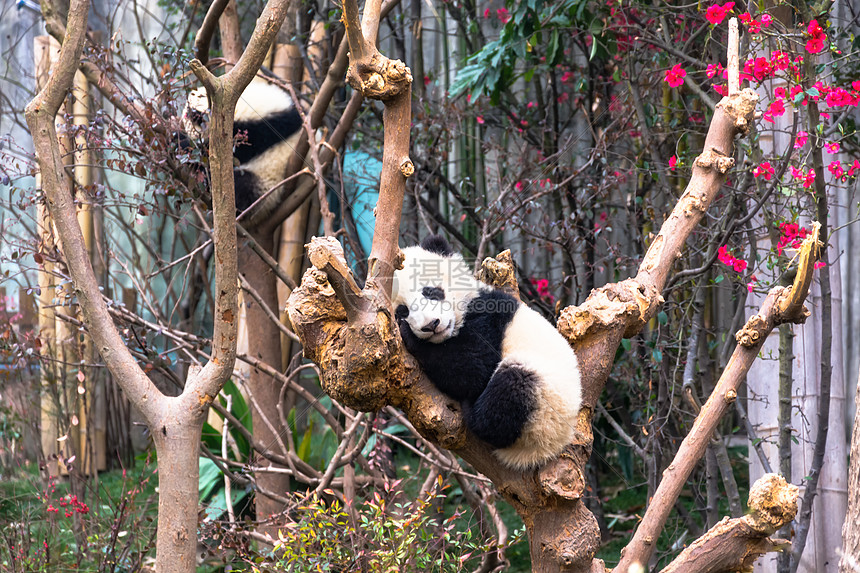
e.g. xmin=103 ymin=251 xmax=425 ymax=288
xmin=392 ymin=246 xmax=479 ymax=343
xmin=182 ymin=87 xmax=209 ymax=139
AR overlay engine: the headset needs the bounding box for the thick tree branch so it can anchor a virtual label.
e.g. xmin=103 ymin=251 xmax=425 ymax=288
xmin=194 ymin=0 xmax=231 ymax=65
xmin=659 ymin=474 xmax=798 ymax=573
xmin=184 ymin=0 xmax=293 ymax=402
xmin=26 ymin=0 xmax=164 ymax=423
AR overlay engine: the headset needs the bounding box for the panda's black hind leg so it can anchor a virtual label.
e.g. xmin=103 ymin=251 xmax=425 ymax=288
xmin=466 ymin=362 xmax=537 ymax=449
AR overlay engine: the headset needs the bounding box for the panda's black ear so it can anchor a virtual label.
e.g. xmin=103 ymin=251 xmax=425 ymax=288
xmin=420 ymin=234 xmax=454 ymax=256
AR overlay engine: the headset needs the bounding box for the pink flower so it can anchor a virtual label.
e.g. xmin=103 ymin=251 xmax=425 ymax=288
xmin=814 ymin=261 xmax=826 ymax=270
xmin=515 ymin=181 xmax=523 ymax=192
xmin=706 ymin=2 xmax=735 ymax=25
xmin=774 ymin=86 xmax=787 ymax=99
xmin=763 ymin=99 xmax=785 ymax=122
xmin=561 ymin=71 xmax=575 ymax=83
xmin=665 ymin=64 xmax=686 ymax=88
xmin=794 ymin=131 xmax=809 ymax=149
xmin=777 ymin=221 xmax=810 ymax=255
xmin=669 ymin=155 xmax=678 ymax=170
xmin=496 ymin=8 xmax=510 ymax=23
xmin=753 ymin=161 xmax=775 ymax=180
xmin=483 ymin=7 xmax=490 ymax=18
xmin=802 ymin=169 xmax=816 ymax=188
xmin=747 ymin=19 xmax=762 ymax=34
xmin=476 ymin=116 xmax=484 ymax=124
xmin=824 ymin=141 xmax=840 ymax=153
xmin=717 ymin=245 xmax=733 ymax=265
xmin=790 ymin=85 xmax=807 ymax=105
xmin=847 ymin=159 xmax=860 ymax=177
xmin=747 ymin=276 xmax=758 ymax=292
xmin=760 ymin=14 xmax=773 ymax=27
xmin=806 ymin=20 xmax=826 ymax=53
xmin=738 ymin=12 xmax=752 ymax=24
xmin=825 ymin=88 xmax=858 ymax=107
xmin=828 ymin=160 xmax=844 ymax=178
xmin=706 ymin=63 xmax=722 ymax=79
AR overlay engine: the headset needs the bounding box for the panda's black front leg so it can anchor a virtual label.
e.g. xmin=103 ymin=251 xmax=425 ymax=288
xmin=466 ymin=362 xmax=537 ymax=449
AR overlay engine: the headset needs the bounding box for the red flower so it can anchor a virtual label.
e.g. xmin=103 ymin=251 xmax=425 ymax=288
xmin=496 ymin=8 xmax=510 ymax=23
xmin=805 ymin=21 xmax=826 ymax=53
xmin=713 ymin=84 xmax=728 ymax=96
xmin=738 ymin=12 xmax=752 ymax=24
xmin=794 ymin=131 xmax=808 ymax=149
xmin=825 ymin=88 xmax=858 ymax=107
xmin=705 ymin=2 xmax=734 ymax=25
xmin=747 ymin=276 xmax=758 ymax=292
xmin=762 ymin=99 xmax=785 ymax=123
xmin=706 ymin=63 xmax=722 ymax=79
xmin=828 ymin=160 xmax=844 ymax=178
xmin=753 ymin=161 xmax=774 ymax=180
xmin=669 ymin=155 xmax=678 ymax=170
xmin=824 ymin=141 xmax=840 ymax=154
xmin=664 ymin=64 xmax=686 ymax=88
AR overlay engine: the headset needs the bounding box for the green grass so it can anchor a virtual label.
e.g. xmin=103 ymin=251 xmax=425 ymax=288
xmin=0 ymin=459 xmax=159 ymax=572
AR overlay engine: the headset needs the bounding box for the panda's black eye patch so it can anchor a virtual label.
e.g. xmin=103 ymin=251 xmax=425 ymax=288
xmin=422 ymin=286 xmax=446 ymax=301
xmin=395 ymin=304 xmax=410 ymax=319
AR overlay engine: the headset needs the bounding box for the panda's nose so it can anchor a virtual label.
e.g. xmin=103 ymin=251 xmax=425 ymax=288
xmin=421 ymin=319 xmax=440 ymax=333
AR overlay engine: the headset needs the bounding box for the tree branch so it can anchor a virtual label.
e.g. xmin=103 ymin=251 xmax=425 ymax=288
xmin=659 ymin=474 xmax=798 ymax=573
xmin=25 ymin=0 xmax=165 ymax=424
xmin=616 ymin=227 xmax=821 ymax=572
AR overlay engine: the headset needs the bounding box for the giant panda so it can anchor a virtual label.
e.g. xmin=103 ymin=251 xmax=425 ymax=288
xmin=181 ymin=77 xmax=303 ymax=227
xmin=392 ymin=235 xmax=582 ymax=470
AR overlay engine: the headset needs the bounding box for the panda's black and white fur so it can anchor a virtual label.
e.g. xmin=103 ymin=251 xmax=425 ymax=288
xmin=393 ymin=235 xmax=582 ymax=470
xmin=181 ymin=78 xmax=302 ymax=226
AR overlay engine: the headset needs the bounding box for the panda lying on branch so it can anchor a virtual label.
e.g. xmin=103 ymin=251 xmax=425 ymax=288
xmin=392 ymin=235 xmax=582 ymax=469
xmin=181 ymin=78 xmax=303 ymax=228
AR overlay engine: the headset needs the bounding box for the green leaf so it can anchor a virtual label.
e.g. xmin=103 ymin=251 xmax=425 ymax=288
xmin=657 ymin=311 xmax=668 ymax=325
xmin=297 ymin=420 xmax=314 ymax=462
xmin=621 ymin=338 xmax=631 ymax=351
xmin=548 ymin=30 xmax=561 ymax=65
xmin=198 ymin=457 xmax=222 ymax=501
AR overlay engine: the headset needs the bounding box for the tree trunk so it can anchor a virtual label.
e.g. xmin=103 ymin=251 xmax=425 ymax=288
xmin=152 ymin=415 xmax=205 ymax=573
xmin=240 ymin=233 xmax=291 ymax=534
xmin=840 ymin=365 xmax=860 ymax=573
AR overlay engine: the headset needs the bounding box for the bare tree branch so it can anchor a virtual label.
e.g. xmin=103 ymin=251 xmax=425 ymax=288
xmin=659 ymin=474 xmax=798 ymax=573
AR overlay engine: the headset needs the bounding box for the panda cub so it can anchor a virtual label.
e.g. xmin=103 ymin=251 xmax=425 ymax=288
xmin=392 ymin=235 xmax=582 ymax=470
xmin=181 ymin=78 xmax=303 ymax=226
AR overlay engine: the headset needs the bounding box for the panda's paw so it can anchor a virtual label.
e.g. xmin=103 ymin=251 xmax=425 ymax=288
xmin=397 ymin=318 xmax=420 ymax=350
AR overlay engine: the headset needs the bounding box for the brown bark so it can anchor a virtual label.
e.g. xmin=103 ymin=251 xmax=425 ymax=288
xmin=239 ymin=233 xmax=291 ymax=539
xmin=659 ymin=474 xmax=798 ymax=573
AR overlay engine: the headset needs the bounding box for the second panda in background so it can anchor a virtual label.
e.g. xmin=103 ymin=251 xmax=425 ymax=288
xmin=392 ymin=235 xmax=582 ymax=470
xmin=181 ymin=78 xmax=303 ymax=227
